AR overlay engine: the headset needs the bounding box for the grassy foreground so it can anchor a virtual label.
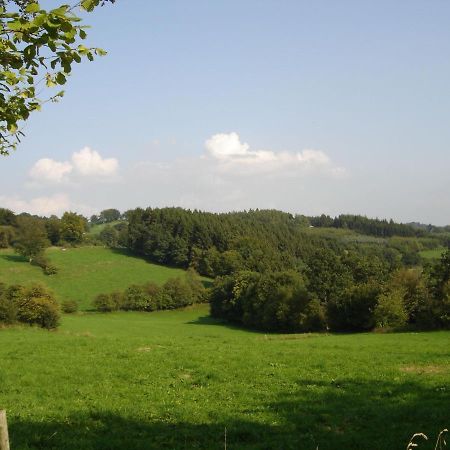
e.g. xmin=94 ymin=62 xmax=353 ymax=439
xmin=0 ymin=247 xmax=187 ymax=310
xmin=0 ymin=306 xmax=448 ymax=450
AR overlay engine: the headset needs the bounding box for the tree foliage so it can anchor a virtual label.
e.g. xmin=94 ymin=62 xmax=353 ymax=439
xmin=0 ymin=282 xmax=60 ymax=328
xmin=0 ymin=0 xmax=114 ymax=154
xmin=13 ymin=214 xmax=49 ymax=260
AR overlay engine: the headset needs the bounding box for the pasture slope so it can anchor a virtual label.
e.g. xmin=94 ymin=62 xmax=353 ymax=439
xmin=0 ymin=247 xmax=187 ymax=310
xmin=0 ymin=306 xmax=448 ymax=450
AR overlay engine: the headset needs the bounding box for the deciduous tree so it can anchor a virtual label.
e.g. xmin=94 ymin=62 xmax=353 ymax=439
xmin=0 ymin=0 xmax=114 ymax=154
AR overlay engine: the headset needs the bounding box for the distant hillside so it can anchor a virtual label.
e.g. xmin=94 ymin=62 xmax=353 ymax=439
xmin=126 ymin=207 xmax=448 ymax=278
xmin=0 ymin=247 xmax=189 ymax=310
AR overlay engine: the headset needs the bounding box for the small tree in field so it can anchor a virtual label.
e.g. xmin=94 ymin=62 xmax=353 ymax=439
xmin=13 ymin=215 xmax=49 ymax=261
xmin=60 ymin=211 xmax=87 ymax=245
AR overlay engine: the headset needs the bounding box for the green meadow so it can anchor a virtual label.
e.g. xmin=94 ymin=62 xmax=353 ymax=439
xmin=0 ymin=247 xmax=187 ymax=310
xmin=0 ymin=246 xmax=448 ymax=449
xmin=419 ymin=247 xmax=446 ymax=261
xmin=0 ymin=306 xmax=448 ymax=450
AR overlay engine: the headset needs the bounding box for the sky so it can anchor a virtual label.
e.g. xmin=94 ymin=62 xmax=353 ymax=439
xmin=1 ymin=0 xmax=450 ymax=225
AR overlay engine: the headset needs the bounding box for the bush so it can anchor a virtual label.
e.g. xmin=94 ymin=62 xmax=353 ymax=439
xmin=92 ymin=273 xmax=206 ymax=313
xmin=210 ymin=270 xmax=327 ymax=333
xmin=93 ymin=293 xmax=117 ymax=312
xmin=123 ymin=285 xmax=154 ymax=311
xmin=44 ymin=264 xmax=59 ymax=275
xmin=30 ymin=253 xmax=59 ymax=275
xmin=0 ymin=283 xmax=60 ymax=329
xmin=0 ymin=294 xmax=17 ymax=324
xmin=62 ymin=300 xmax=78 ymax=314
xmin=302 ymin=297 xmax=327 ymax=332
xmin=15 ymin=284 xmax=60 ymax=329
xmin=374 ymin=289 xmax=408 ymax=328
xmin=30 ymin=253 xmax=50 ymax=269
xmin=110 ymin=291 xmax=124 ymax=310
xmin=327 ymin=282 xmax=381 ymax=332
xmin=19 ymin=297 xmax=60 ymax=329
xmin=160 ymin=278 xmax=195 ymax=309
xmin=99 ymin=225 xmax=119 ymax=247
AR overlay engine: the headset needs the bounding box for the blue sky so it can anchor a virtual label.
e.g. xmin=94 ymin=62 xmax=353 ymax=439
xmin=1 ymin=0 xmax=449 ymax=224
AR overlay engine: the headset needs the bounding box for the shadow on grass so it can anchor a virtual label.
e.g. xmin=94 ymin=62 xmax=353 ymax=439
xmin=109 ymin=248 xmax=213 ymax=288
xmin=7 ymin=379 xmax=448 ymax=449
xmin=0 ymin=253 xmax=27 ymax=264
xmin=187 ymin=315 xmax=265 ymax=334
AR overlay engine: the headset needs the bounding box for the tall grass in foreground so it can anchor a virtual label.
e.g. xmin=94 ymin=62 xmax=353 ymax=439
xmin=406 ymin=429 xmax=447 ymax=450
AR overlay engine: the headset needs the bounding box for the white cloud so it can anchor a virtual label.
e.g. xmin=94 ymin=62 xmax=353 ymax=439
xmin=204 ymin=132 xmax=341 ymax=175
xmin=205 ymin=132 xmax=250 ymax=159
xmin=16 ymin=133 xmax=348 ymax=219
xmin=122 ymin=132 xmax=347 ymax=213
xmin=71 ymin=147 xmax=118 ymax=176
xmin=0 ymin=194 xmax=71 ymax=216
xmin=28 ymin=147 xmax=119 ymax=184
xmin=29 ymin=158 xmax=73 ymax=183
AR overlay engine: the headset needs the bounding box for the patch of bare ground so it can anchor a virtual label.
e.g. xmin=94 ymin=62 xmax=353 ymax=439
xmin=258 ymin=333 xmax=327 ymax=341
xmin=400 ymin=365 xmax=447 ymax=375
xmin=136 ymin=346 xmax=153 ymax=352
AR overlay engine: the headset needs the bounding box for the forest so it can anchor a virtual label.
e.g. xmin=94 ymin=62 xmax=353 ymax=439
xmin=1 ymin=206 xmax=449 ymax=333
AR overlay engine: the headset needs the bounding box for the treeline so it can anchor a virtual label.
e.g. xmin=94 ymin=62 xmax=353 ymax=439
xmin=93 ymin=270 xmax=206 ymax=312
xmin=0 ymin=283 xmax=60 ymax=329
xmin=126 ymin=207 xmax=443 ymax=277
xmin=127 ymin=208 xmax=311 ymax=276
xmin=211 ymin=249 xmax=450 ymax=332
xmin=308 ymin=214 xmax=425 ymax=238
xmin=0 ymin=207 xmax=126 ymax=250
xmin=0 ymin=207 xmax=127 ymax=273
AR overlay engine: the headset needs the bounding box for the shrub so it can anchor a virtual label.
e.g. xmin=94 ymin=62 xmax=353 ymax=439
xmin=0 ymin=225 xmax=15 ymax=248
xmin=185 ymin=268 xmax=208 ymax=303
xmin=374 ymin=289 xmax=408 ymax=328
xmin=327 ymin=282 xmax=381 ymax=331
xmin=21 ymin=297 xmax=60 ymax=329
xmin=15 ymin=284 xmax=60 ymax=329
xmin=0 ymin=283 xmax=60 ymax=329
xmin=30 ymin=253 xmax=59 ymax=275
xmin=99 ymin=225 xmax=119 ymax=247
xmin=110 ymin=291 xmax=124 ymax=310
xmin=93 ymin=293 xmax=117 ymax=312
xmin=62 ymin=300 xmax=79 ymax=314
xmin=210 ymin=270 xmax=327 ymax=333
xmin=302 ymin=297 xmax=327 ymax=332
xmin=44 ymin=264 xmax=59 ymax=275
xmin=92 ymin=273 xmax=206 ymax=313
xmin=123 ymin=285 xmax=153 ymax=311
xmin=0 ymin=294 xmax=17 ymax=324
xmin=30 ymin=253 xmax=50 ymax=269
xmin=160 ymin=278 xmax=194 ymax=309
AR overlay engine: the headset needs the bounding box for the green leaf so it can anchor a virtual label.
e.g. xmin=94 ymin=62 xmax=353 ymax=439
xmin=46 ymin=75 xmax=56 ymax=87
xmin=50 ymin=5 xmax=70 ymax=17
xmin=24 ymin=45 xmax=36 ymax=60
xmin=7 ymin=123 xmax=18 ymax=133
xmin=79 ymin=29 xmax=87 ymax=39
xmin=25 ymin=3 xmax=40 ymax=14
xmin=81 ymin=0 xmax=96 ymax=12
xmin=60 ymin=21 xmax=72 ymax=33
xmin=55 ymin=72 xmax=66 ymax=85
xmin=7 ymin=20 xmax=23 ymax=31
xmin=31 ymin=13 xmax=46 ymax=27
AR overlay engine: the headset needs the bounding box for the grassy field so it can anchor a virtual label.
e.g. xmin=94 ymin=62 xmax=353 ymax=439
xmin=419 ymin=248 xmax=446 ymax=260
xmin=0 ymin=247 xmax=187 ymax=310
xmin=0 ymin=306 xmax=448 ymax=449
xmin=87 ymin=221 xmax=124 ymax=236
